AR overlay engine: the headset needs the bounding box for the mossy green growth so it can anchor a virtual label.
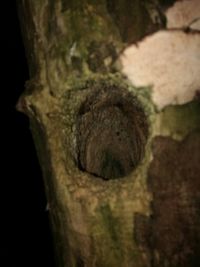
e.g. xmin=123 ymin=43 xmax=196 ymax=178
xmin=154 ymin=101 xmax=200 ymax=140
xmin=51 ymin=1 xmax=122 ymax=77
xmin=96 ymin=204 xmax=123 ymax=266
xmin=100 ymin=205 xmax=121 ymax=245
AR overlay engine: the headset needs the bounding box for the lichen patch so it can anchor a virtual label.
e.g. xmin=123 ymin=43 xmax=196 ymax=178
xmin=166 ymin=0 xmax=200 ymax=29
xmin=120 ymin=30 xmax=200 ymax=109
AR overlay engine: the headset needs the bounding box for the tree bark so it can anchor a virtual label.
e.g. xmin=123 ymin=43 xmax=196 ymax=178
xmin=17 ymin=1 xmax=200 ymax=267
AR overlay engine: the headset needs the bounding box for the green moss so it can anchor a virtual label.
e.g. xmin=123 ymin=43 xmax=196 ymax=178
xmin=154 ymin=101 xmax=200 ymax=140
xmin=54 ymin=1 xmax=122 ymax=76
xmin=97 ymin=204 xmax=123 ymax=266
xmin=100 ymin=205 xmax=120 ymax=245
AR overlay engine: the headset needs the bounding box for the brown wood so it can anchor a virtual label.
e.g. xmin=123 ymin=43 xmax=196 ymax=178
xmin=17 ymin=1 xmax=200 ymax=266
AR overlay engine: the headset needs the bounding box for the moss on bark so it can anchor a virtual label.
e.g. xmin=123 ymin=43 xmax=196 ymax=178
xmin=17 ymin=0 xmax=200 ymax=266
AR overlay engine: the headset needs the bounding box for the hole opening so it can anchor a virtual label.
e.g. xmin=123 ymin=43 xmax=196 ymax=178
xmin=76 ymin=85 xmax=148 ymax=180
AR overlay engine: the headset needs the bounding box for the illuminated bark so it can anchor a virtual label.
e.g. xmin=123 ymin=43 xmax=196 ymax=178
xmin=17 ymin=1 xmax=200 ymax=266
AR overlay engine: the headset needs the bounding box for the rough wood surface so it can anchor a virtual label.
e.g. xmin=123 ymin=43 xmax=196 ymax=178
xmin=17 ymin=0 xmax=200 ymax=266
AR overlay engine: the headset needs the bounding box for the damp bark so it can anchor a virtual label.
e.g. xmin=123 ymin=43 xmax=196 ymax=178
xmin=17 ymin=1 xmax=200 ymax=267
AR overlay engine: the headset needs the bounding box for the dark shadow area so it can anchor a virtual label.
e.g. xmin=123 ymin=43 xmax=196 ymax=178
xmin=134 ymin=132 xmax=200 ymax=267
xmin=4 ymin=1 xmax=55 ymax=266
xmin=77 ymin=85 xmax=148 ymax=180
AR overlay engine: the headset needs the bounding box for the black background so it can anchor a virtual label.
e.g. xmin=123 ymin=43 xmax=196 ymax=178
xmin=5 ymin=1 xmax=55 ymax=266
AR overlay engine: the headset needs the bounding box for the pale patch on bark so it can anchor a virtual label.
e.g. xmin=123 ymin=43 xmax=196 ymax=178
xmin=190 ymin=18 xmax=200 ymax=31
xmin=166 ymin=0 xmax=200 ymax=29
xmin=120 ymin=30 xmax=200 ymax=109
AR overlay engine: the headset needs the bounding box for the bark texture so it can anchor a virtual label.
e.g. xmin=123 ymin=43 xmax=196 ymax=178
xmin=17 ymin=1 xmax=200 ymax=267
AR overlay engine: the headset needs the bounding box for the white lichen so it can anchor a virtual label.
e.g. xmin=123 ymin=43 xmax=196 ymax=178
xmin=166 ymin=0 xmax=200 ymax=30
xmin=120 ymin=30 xmax=200 ymax=109
xmin=119 ymin=0 xmax=200 ymax=109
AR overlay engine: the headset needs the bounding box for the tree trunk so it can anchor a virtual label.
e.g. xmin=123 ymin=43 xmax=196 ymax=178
xmin=17 ymin=1 xmax=200 ymax=267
